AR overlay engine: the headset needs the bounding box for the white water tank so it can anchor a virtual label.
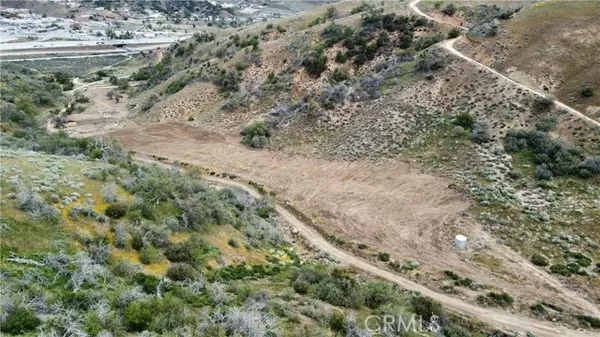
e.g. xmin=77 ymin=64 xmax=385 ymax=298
xmin=455 ymin=235 xmax=468 ymax=249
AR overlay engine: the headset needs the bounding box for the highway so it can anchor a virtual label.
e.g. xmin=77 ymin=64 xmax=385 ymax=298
xmin=0 ymin=36 xmax=185 ymax=59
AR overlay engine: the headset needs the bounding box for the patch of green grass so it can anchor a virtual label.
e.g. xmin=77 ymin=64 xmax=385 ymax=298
xmin=0 ymin=216 xmax=66 ymax=253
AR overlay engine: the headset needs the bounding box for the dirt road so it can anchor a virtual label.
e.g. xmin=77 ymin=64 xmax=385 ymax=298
xmin=136 ymin=155 xmax=596 ymax=337
xmin=409 ymin=0 xmax=600 ymax=129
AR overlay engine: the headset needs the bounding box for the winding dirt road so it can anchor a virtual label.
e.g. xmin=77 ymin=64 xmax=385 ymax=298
xmin=136 ymin=156 xmax=595 ymax=337
xmin=409 ymin=0 xmax=600 ymax=128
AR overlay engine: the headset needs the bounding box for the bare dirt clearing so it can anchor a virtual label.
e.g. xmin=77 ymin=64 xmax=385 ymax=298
xmin=53 ymin=81 xmax=137 ymax=137
xmin=110 ymin=122 xmax=598 ymax=318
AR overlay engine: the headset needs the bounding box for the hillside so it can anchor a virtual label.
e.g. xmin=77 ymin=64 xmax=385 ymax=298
xmin=0 ymin=68 xmax=498 ymax=336
xmin=5 ymin=0 xmax=600 ymax=335
xmin=451 ymin=0 xmax=600 ymax=119
xmin=104 ymin=0 xmax=600 ymax=327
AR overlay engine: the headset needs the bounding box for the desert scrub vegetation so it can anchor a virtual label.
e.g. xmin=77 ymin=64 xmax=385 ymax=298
xmin=504 ymin=128 xmax=599 ymax=179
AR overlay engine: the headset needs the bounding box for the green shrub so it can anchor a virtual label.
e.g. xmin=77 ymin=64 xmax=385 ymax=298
xmin=140 ymin=246 xmax=162 ymax=264
xmin=351 ymin=2 xmax=374 ymax=14
xmin=535 ymin=116 xmax=557 ymax=132
xmin=565 ymin=251 xmax=592 ymax=267
xmin=455 ymin=113 xmax=475 ymax=129
xmin=134 ymin=273 xmax=160 ymax=294
xmin=124 ymin=301 xmax=153 ymax=332
xmin=507 ymin=170 xmax=522 ymax=180
xmin=574 ymin=315 xmax=600 ymax=328
xmin=361 ymin=281 xmax=395 ymax=308
xmin=377 ymin=252 xmax=390 ymax=262
xmin=504 ymin=129 xmax=588 ymax=179
xmin=84 ymin=312 xmax=103 ymax=336
xmin=330 ymin=68 xmax=349 ymax=83
xmin=166 ymin=263 xmax=198 ymax=281
xmin=235 ymin=60 xmax=249 ymax=71
xmin=213 ymin=70 xmax=240 ymax=93
xmin=531 ymin=253 xmax=549 ymax=267
xmin=241 ymin=120 xmax=271 ymax=148
xmin=0 ymin=307 xmax=41 ymax=334
xmin=165 ymin=237 xmax=211 ymax=264
xmin=444 ymin=270 xmax=461 ymax=280
xmin=335 ymin=51 xmax=348 ymax=63
xmin=442 ymin=3 xmax=456 ymax=16
xmin=580 ymin=88 xmax=594 ymax=98
xmin=105 ymin=204 xmax=127 ymax=219
xmin=454 ymin=277 xmax=474 ymax=287
xmin=228 ymin=238 xmax=241 ymax=248
xmin=411 ymin=296 xmax=444 ymax=321
xmin=312 ymin=269 xmax=363 ymax=308
xmin=447 ymin=27 xmax=461 ymax=39
xmin=302 ymin=45 xmax=328 ymax=77
xmin=329 ymin=311 xmax=347 ymax=334
xmin=532 ymin=96 xmax=554 ymax=112
xmin=321 ymin=23 xmax=353 ymax=47
xmin=165 ymin=78 xmax=187 ymax=95
xmin=478 ymin=292 xmax=514 ymax=307
xmin=415 ymin=50 xmax=445 ymax=72
xmin=308 ymin=16 xmax=324 ymax=28
xmin=550 ymin=264 xmax=572 ymax=277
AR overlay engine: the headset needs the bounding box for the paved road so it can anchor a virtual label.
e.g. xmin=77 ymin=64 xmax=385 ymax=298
xmin=136 ymin=156 xmax=596 ymax=337
xmin=409 ymin=0 xmax=600 ymax=128
xmin=0 ymin=37 xmax=181 ymax=51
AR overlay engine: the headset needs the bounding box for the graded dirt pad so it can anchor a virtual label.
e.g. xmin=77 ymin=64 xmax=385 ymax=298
xmin=111 ymin=123 xmax=598 ymax=316
xmin=58 ymin=83 xmax=135 ymax=137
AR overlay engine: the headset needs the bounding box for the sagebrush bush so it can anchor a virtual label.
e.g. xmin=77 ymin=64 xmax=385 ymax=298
xmin=535 ymin=117 xmax=557 ymax=132
xmin=471 ymin=121 xmax=490 ymax=144
xmin=415 ymin=50 xmax=445 ymax=72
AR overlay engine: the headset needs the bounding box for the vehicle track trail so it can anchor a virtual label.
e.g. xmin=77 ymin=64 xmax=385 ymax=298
xmin=135 ymin=155 xmax=596 ymax=337
xmin=409 ymin=0 xmax=600 ymax=128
